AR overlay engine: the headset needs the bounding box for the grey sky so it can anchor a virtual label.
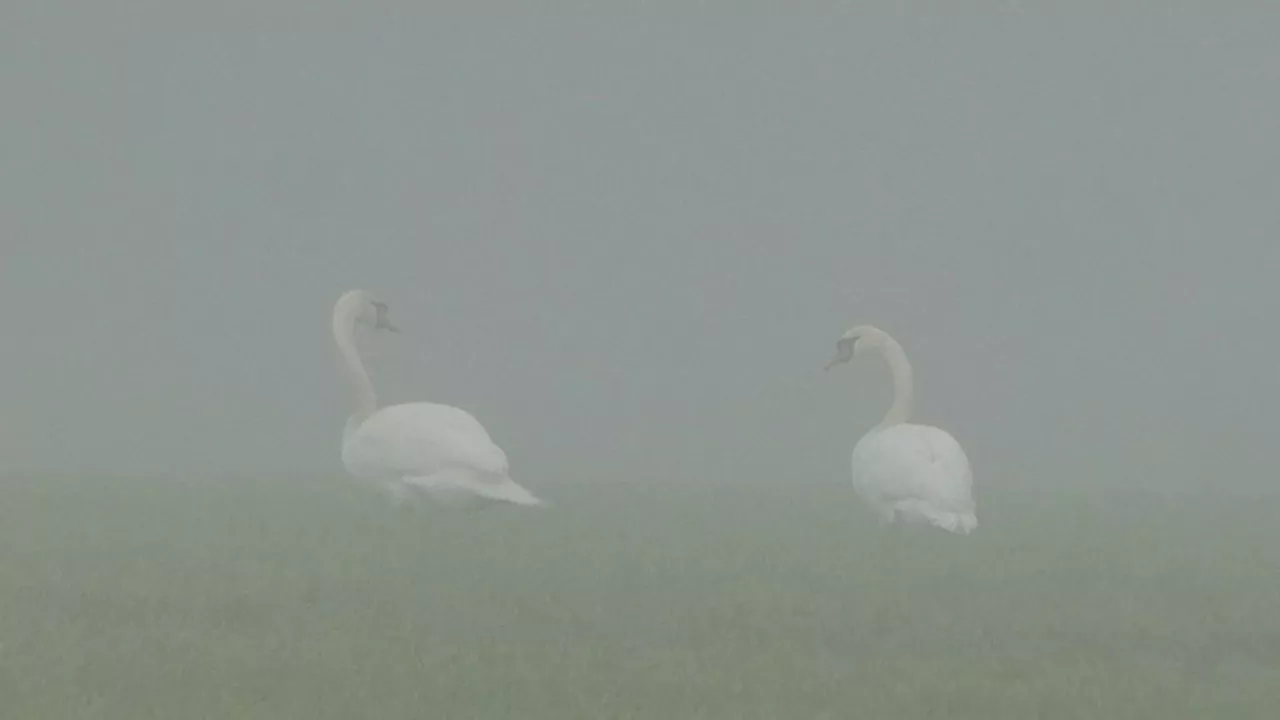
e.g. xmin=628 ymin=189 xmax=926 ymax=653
xmin=3 ymin=5 xmax=1277 ymax=494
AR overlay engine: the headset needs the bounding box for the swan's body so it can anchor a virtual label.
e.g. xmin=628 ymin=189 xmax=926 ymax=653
xmin=332 ymin=290 xmax=544 ymax=509
xmin=826 ymin=325 xmax=976 ymax=534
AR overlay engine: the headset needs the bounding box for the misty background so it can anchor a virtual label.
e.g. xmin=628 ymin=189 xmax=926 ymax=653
xmin=2 ymin=4 xmax=1276 ymax=497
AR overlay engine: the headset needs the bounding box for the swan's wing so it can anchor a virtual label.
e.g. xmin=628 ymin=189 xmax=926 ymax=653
xmin=907 ymin=426 xmax=973 ymax=508
xmin=852 ymin=424 xmax=974 ymax=511
xmin=346 ymin=402 xmax=510 ymax=478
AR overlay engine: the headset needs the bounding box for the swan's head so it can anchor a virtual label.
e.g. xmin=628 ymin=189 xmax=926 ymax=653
xmin=825 ymin=324 xmax=888 ymax=370
xmin=335 ymin=289 xmax=400 ymax=333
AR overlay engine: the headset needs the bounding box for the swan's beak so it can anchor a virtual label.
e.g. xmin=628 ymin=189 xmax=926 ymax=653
xmin=825 ymin=338 xmax=855 ymax=370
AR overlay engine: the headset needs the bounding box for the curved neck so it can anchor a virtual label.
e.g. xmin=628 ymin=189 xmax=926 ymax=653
xmin=875 ymin=336 xmax=913 ymax=428
xmin=332 ymin=305 xmax=377 ymax=420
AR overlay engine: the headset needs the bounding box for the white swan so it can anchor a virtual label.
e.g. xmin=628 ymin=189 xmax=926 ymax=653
xmin=332 ymin=289 xmax=545 ymax=509
xmin=825 ymin=325 xmax=976 ymax=534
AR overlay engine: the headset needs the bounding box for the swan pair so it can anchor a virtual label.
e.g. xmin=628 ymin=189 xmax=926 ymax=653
xmin=333 ymin=290 xmax=976 ymax=533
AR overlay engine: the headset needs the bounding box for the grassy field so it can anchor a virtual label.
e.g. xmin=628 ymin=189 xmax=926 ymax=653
xmin=1 ymin=473 xmax=1278 ymax=718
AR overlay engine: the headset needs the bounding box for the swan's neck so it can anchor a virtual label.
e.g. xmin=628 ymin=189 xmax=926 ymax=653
xmin=332 ymin=308 xmax=377 ymax=420
xmin=876 ymin=337 xmax=913 ymax=428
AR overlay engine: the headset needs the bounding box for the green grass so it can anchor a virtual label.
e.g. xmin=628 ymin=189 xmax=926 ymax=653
xmin=2 ymin=474 xmax=1278 ymax=718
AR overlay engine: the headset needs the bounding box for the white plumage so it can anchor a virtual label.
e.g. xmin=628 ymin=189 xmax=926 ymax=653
xmin=826 ymin=325 xmax=976 ymax=534
xmin=332 ymin=289 xmax=545 ymax=509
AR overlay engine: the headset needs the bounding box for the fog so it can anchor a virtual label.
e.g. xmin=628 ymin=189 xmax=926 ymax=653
xmin=3 ymin=4 xmax=1277 ymax=495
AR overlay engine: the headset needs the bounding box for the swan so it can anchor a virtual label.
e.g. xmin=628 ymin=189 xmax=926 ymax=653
xmin=332 ymin=289 xmax=545 ymax=509
xmin=825 ymin=325 xmax=976 ymax=534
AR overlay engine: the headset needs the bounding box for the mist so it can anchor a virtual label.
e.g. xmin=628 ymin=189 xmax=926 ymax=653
xmin=7 ymin=5 xmax=1280 ymax=717
xmin=3 ymin=5 xmax=1277 ymax=493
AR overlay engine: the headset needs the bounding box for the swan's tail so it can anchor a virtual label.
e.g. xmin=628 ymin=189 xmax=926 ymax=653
xmin=930 ymin=511 xmax=977 ymax=534
xmin=890 ymin=499 xmax=976 ymax=534
xmin=402 ymin=469 xmax=548 ymax=509
xmin=476 ymin=475 xmax=548 ymax=507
